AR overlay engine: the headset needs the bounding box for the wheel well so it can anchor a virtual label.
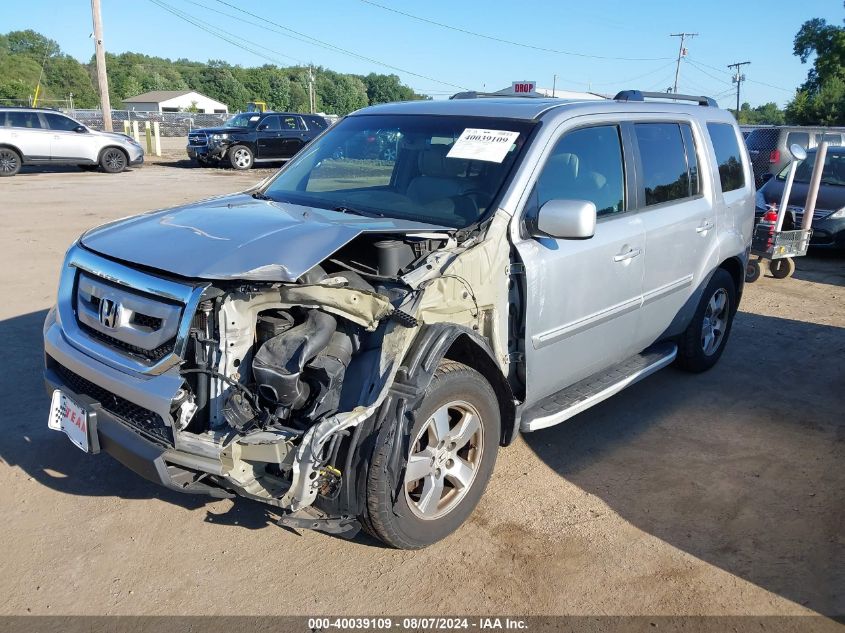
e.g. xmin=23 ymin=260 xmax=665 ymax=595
xmin=98 ymin=145 xmax=128 ymax=163
xmin=718 ymin=256 xmax=744 ymax=310
xmin=0 ymin=144 xmax=23 ymax=159
xmin=442 ymin=333 xmax=516 ymax=446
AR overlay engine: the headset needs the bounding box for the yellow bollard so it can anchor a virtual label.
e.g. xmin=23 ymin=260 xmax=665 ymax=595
xmin=131 ymin=120 xmax=140 ymax=143
xmin=153 ymin=122 xmax=162 ymax=157
xmin=123 ymin=120 xmax=131 ymax=135
xmin=145 ymin=121 xmax=153 ymax=154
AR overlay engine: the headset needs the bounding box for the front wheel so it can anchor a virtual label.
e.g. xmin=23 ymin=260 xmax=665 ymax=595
xmin=362 ymin=361 xmax=500 ymax=549
xmin=676 ymin=268 xmax=736 ymax=373
xmin=228 ymin=144 xmax=253 ymax=170
xmin=100 ymin=148 xmax=127 ymax=173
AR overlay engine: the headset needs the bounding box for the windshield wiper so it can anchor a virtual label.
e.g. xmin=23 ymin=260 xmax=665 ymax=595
xmin=251 ymin=192 xmax=273 ymax=201
xmin=333 ymin=205 xmax=384 ymax=218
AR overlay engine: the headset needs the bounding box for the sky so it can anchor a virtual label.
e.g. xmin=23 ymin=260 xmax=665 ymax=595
xmin=2 ymin=0 xmax=842 ymax=108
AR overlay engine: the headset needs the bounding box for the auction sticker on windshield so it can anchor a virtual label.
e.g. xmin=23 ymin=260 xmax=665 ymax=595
xmin=447 ymin=128 xmax=520 ymax=163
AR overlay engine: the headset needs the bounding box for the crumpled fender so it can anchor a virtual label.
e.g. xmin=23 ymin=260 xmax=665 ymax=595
xmin=278 ymin=283 xmax=393 ymax=331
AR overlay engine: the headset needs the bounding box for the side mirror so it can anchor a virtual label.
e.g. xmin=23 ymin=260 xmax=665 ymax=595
xmin=789 ymin=143 xmax=807 ymax=161
xmin=74 ymin=125 xmax=87 ymax=133
xmin=535 ymin=199 xmax=597 ymax=239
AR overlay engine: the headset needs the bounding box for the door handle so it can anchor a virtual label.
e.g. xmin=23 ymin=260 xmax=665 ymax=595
xmin=696 ymin=220 xmax=714 ymax=234
xmin=613 ymin=248 xmax=642 ymax=263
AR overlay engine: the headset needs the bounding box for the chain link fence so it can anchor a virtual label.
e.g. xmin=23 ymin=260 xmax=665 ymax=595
xmin=66 ymin=109 xmax=229 ymax=137
xmin=741 ymin=125 xmax=845 ymax=188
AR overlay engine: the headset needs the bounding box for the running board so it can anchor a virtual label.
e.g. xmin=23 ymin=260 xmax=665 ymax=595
xmin=520 ymin=343 xmax=677 ymax=432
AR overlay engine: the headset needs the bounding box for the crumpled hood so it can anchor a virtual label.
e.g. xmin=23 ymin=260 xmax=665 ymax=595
xmin=80 ymin=193 xmax=449 ymax=282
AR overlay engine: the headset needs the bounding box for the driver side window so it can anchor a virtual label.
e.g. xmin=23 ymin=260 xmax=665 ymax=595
xmin=532 ymin=125 xmax=625 ymax=218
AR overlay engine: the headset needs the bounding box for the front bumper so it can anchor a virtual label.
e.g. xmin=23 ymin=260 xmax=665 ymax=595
xmin=126 ymin=144 xmax=144 ymax=166
xmin=186 ymin=143 xmax=226 ymax=161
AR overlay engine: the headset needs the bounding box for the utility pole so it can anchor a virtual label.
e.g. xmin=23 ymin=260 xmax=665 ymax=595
xmin=91 ymin=0 xmax=112 ymax=131
xmin=552 ymin=74 xmax=557 ymax=98
xmin=308 ymin=65 xmax=315 ymax=114
xmin=728 ymin=61 xmax=751 ymax=117
xmin=670 ymin=32 xmax=697 ymax=93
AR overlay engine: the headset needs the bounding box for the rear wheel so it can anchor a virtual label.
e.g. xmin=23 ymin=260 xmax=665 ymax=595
xmin=228 ymin=144 xmax=253 ymax=170
xmin=0 ymin=148 xmax=21 ymax=177
xmin=100 ymin=148 xmax=127 ymax=173
xmin=362 ymin=361 xmax=500 ymax=549
xmin=769 ymin=258 xmax=795 ymax=279
xmin=676 ymin=268 xmax=736 ymax=373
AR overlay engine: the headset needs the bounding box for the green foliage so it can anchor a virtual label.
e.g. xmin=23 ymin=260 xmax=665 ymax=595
xmin=0 ymin=29 xmax=428 ymax=114
xmin=736 ymin=102 xmax=785 ymax=125
xmin=786 ymin=6 xmax=845 ymax=125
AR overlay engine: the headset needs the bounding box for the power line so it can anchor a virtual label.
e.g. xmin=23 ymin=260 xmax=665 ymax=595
xmin=209 ymin=0 xmax=468 ymax=90
xmin=684 ymin=59 xmax=734 ymax=86
xmin=686 ymin=56 xmax=793 ymax=94
xmin=357 ymin=0 xmax=674 ymax=62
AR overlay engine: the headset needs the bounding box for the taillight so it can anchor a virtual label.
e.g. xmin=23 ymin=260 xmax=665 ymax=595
xmin=769 ymin=149 xmax=780 ymax=164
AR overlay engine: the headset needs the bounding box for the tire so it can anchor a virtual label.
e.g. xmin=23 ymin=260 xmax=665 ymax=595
xmin=228 ymin=144 xmax=253 ymax=170
xmin=676 ymin=268 xmax=737 ymax=373
xmin=99 ymin=147 xmax=128 ymax=173
xmin=770 ymin=258 xmax=795 ymax=279
xmin=745 ymin=260 xmax=761 ymax=283
xmin=363 ymin=360 xmax=500 ymax=549
xmin=78 ymin=164 xmax=99 ymax=172
xmin=0 ymin=147 xmax=21 ymax=177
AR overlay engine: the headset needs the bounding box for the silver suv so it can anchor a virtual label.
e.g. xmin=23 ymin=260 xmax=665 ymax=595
xmin=43 ymin=91 xmax=753 ymax=548
xmin=0 ymin=108 xmax=143 ymax=177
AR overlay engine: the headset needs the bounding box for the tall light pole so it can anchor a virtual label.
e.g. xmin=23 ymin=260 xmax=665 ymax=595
xmin=670 ymin=32 xmax=697 ymax=93
xmin=91 ymin=0 xmax=112 ymax=131
xmin=728 ymin=61 xmax=751 ymax=117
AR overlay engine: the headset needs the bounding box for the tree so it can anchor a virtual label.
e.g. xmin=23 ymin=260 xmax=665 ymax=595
xmin=785 ymin=6 xmax=845 ymax=125
xmin=736 ymin=101 xmax=785 ymax=125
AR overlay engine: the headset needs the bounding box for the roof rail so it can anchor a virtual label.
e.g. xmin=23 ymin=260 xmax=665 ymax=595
xmin=450 ymin=91 xmax=554 ymax=100
xmin=614 ymin=90 xmax=716 ymax=107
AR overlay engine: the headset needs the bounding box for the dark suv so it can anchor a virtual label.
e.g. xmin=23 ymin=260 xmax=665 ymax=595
xmin=186 ymin=111 xmax=329 ymax=170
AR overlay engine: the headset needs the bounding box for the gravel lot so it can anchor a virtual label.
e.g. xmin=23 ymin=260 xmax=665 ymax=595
xmin=0 ymin=163 xmax=842 ymax=622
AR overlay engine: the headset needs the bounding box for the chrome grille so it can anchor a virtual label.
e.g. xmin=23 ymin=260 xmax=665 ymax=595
xmin=76 ymin=272 xmax=182 ymax=357
xmin=188 ymin=132 xmax=208 ymax=146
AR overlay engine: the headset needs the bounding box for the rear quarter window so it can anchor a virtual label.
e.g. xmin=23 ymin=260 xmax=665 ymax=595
xmin=786 ymin=131 xmax=810 ymax=149
xmin=707 ymin=123 xmax=745 ymax=193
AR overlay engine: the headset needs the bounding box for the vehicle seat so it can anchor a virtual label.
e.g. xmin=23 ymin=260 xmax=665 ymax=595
xmin=536 ymin=152 xmax=579 ymax=201
xmin=406 ymin=145 xmax=472 ymax=205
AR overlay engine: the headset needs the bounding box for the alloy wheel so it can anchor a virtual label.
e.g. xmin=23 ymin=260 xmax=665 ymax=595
xmin=404 ymin=400 xmax=484 ymax=520
xmin=233 ymin=148 xmax=252 ymax=168
xmin=701 ymin=288 xmax=729 ymax=356
xmin=103 ymin=149 xmax=126 ymax=171
xmin=0 ymin=150 xmax=19 ymax=175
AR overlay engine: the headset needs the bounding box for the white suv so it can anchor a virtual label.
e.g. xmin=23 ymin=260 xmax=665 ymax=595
xmin=43 ymin=90 xmax=753 ymax=548
xmin=0 ymin=108 xmax=143 ymax=177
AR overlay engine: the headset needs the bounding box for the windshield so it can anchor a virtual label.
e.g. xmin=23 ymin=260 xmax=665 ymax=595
xmin=224 ymin=113 xmax=261 ymax=128
xmin=260 ymin=114 xmax=536 ymax=228
xmin=777 ymin=150 xmax=845 ymax=186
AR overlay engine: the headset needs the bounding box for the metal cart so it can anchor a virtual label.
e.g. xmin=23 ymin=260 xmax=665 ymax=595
xmin=746 ymin=226 xmax=813 ymax=282
xmin=745 ymin=141 xmax=828 ymax=284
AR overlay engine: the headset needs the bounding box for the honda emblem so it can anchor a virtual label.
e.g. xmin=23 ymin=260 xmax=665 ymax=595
xmin=98 ymin=298 xmax=119 ymax=329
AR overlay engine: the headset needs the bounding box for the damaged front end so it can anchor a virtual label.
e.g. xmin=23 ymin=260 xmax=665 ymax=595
xmin=46 ymin=228 xmax=474 ymax=536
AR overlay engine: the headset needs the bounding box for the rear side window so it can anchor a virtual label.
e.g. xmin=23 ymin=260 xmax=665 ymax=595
xmin=786 ymin=131 xmax=810 ymax=149
xmin=634 ymin=122 xmax=699 ymax=206
xmin=745 ymin=129 xmax=776 ymax=150
xmin=533 ymin=125 xmax=625 ymax=217
xmin=815 ymin=133 xmax=841 ymax=146
xmin=305 ymin=116 xmax=327 ymax=130
xmin=6 ymin=111 xmax=43 ymax=129
xmin=707 ymin=123 xmax=745 ymax=192
xmin=281 ymin=116 xmax=301 ymax=130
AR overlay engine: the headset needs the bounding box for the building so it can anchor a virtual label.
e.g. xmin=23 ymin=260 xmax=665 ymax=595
xmin=122 ymin=90 xmax=229 ymax=114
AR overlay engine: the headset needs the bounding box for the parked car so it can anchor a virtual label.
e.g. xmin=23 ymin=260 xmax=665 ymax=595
xmin=186 ymin=111 xmax=329 ymax=169
xmin=744 ymin=125 xmax=845 ymax=188
xmin=44 ymin=90 xmax=753 ymax=548
xmin=755 ymin=145 xmax=845 ymax=250
xmin=0 ymin=107 xmax=143 ymax=177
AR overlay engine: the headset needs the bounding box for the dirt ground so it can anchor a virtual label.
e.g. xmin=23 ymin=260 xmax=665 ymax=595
xmin=0 ymin=162 xmax=842 ymax=621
